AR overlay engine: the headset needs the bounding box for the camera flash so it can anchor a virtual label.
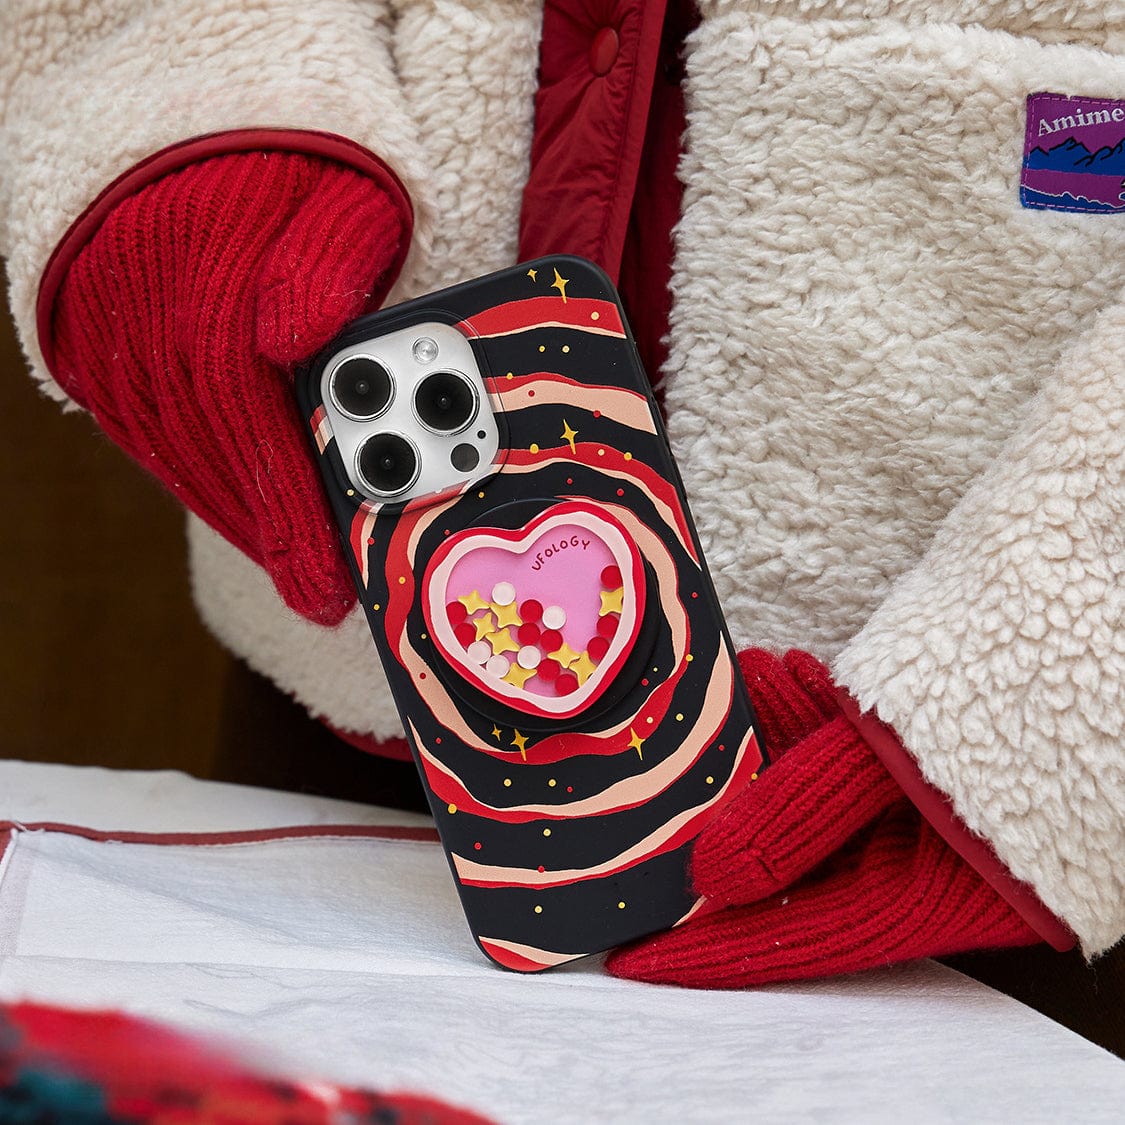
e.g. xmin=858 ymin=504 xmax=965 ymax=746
xmin=412 ymin=337 xmax=439 ymax=364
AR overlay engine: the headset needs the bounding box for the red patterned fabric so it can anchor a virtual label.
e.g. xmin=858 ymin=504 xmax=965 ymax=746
xmin=605 ymin=650 xmax=1041 ymax=988
xmin=52 ymin=150 xmax=411 ymax=625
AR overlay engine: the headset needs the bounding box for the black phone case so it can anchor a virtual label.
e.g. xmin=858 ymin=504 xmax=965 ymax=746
xmin=297 ymin=256 xmax=765 ymax=970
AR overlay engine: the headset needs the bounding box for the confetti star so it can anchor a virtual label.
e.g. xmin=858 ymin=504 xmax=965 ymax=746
xmin=527 ymin=267 xmax=538 ymax=281
xmin=492 ymin=725 xmax=503 ymax=741
xmin=570 ymin=651 xmax=598 ymax=685
xmin=488 ymin=627 xmax=521 ymax=656
xmin=599 ymin=586 xmax=625 ymax=615
xmin=459 ymin=590 xmax=491 ymax=615
xmin=490 ymin=600 xmax=522 ymax=629
xmin=473 ymin=611 xmax=497 ymax=641
xmin=503 ymin=663 xmax=537 ymax=690
xmin=627 ymin=727 xmax=645 ymax=760
xmin=551 ymin=267 xmax=569 ymax=303
xmin=560 ymin=419 xmax=579 ymax=455
xmin=512 ymin=729 xmax=529 ymax=760
xmin=548 ymin=641 xmax=581 ymax=668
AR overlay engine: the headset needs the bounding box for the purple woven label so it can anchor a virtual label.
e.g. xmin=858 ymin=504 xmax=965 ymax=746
xmin=1021 ymin=93 xmax=1125 ymax=214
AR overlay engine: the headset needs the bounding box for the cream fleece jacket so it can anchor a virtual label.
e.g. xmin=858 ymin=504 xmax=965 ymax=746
xmin=1 ymin=0 xmax=1121 ymax=955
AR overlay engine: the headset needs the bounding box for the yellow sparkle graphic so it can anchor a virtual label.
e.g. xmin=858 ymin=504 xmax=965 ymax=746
xmin=487 ymin=626 xmax=520 ymax=656
xmin=473 ymin=611 xmax=497 ymax=641
xmin=491 ymin=600 xmax=522 ymax=629
xmin=512 ymin=729 xmax=528 ymax=759
xmin=570 ymin=651 xmax=598 ymax=685
xmin=502 ymin=662 xmax=537 ymax=690
xmin=548 ymin=641 xmax=581 ymax=668
xmin=527 ymin=267 xmax=538 ymax=281
xmin=492 ymin=725 xmax=503 ymax=741
xmin=551 ymin=268 xmax=569 ymax=302
xmin=599 ymin=586 xmax=625 ymax=615
xmin=627 ymin=727 xmax=645 ymax=760
xmin=459 ymin=590 xmax=490 ymax=615
xmin=560 ymin=419 xmax=579 ymax=455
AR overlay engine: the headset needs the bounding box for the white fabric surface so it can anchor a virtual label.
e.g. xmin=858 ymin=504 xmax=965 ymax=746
xmin=0 ymin=761 xmax=1121 ymax=1123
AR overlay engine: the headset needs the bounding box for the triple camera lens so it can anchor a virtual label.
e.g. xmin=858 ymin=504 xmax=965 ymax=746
xmin=331 ymin=357 xmax=393 ymax=419
xmin=358 ymin=432 xmax=418 ymax=496
xmin=414 ymin=371 xmax=476 ymax=433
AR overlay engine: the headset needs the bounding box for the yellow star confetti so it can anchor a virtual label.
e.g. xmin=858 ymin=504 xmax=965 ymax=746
xmin=548 ymin=641 xmax=581 ymax=668
xmin=512 ymin=729 xmax=528 ymax=759
xmin=490 ymin=600 xmax=522 ymax=629
xmin=459 ymin=590 xmax=490 ymax=615
xmin=599 ymin=586 xmax=624 ymax=615
xmin=627 ymin=727 xmax=645 ymax=760
xmin=527 ymin=267 xmax=538 ymax=281
xmin=503 ymin=663 xmax=537 ymax=690
xmin=551 ymin=268 xmax=569 ymax=302
xmin=473 ymin=611 xmax=497 ymax=641
xmin=560 ymin=419 xmax=579 ymax=455
xmin=570 ymin=651 xmax=598 ymax=685
xmin=492 ymin=725 xmax=503 ymax=741
xmin=487 ymin=627 xmax=520 ymax=656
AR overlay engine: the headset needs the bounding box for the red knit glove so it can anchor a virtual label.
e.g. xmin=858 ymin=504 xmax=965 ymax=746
xmin=606 ymin=649 xmax=1041 ymax=988
xmin=52 ymin=150 xmax=411 ymax=624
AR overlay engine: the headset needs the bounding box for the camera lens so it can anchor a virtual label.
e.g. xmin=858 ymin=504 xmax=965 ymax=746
xmin=331 ymin=357 xmax=393 ymax=419
xmin=357 ymin=432 xmax=419 ymax=496
xmin=414 ymin=371 xmax=476 ymax=433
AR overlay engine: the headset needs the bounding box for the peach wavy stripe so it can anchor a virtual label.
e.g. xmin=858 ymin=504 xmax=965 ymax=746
xmin=494 ymin=381 xmax=657 ymax=435
xmin=451 ymin=723 xmax=758 ymax=888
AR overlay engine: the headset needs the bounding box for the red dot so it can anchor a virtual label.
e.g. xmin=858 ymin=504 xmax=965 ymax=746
xmin=641 ymin=678 xmax=649 ymax=687
xmin=593 ymin=409 xmax=601 ymax=418
xmin=518 ymin=622 xmax=541 ymax=646
xmin=455 ymin=622 xmax=476 ymax=648
xmin=444 ymin=529 xmax=450 ymax=536
xmin=601 ymin=565 xmax=622 ymax=588
xmin=691 ymin=591 xmax=698 ymax=598
xmin=567 ymin=478 xmax=574 ymax=485
xmin=419 ymin=672 xmax=426 ymax=680
xmin=435 ymin=737 xmax=442 ymax=744
xmin=474 ymin=842 xmax=482 ymax=850
xmin=367 ymin=537 xmax=375 ymax=545
xmin=528 ymin=389 xmax=535 ymax=397
xmin=537 ymin=658 xmax=561 ymax=682
xmin=616 ymin=489 xmax=624 ymax=497
xmin=597 ymin=614 xmax=619 ymax=639
xmin=556 ymin=672 xmax=579 ymax=695
xmin=447 ymin=601 xmax=468 ymax=626
xmin=566 ymin=786 xmax=573 ymax=793
xmin=541 ymin=629 xmax=563 ymax=652
xmin=538 ymin=865 xmax=545 ymax=873
xmin=718 ymin=744 xmax=725 ymax=752
xmin=587 ymin=636 xmax=610 ymax=662
xmin=520 ymin=599 xmax=543 ymax=623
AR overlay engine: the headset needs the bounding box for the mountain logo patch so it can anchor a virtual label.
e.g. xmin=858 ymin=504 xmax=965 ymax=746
xmin=1021 ymin=93 xmax=1125 ymax=214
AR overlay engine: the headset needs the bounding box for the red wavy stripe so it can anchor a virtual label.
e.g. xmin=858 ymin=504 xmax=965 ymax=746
xmin=457 ymin=296 xmax=624 ymax=339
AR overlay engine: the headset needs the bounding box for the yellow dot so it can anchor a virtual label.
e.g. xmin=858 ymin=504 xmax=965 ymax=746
xmin=597 ymin=448 xmax=605 ymax=457
xmin=676 ymin=713 xmax=684 ymax=721
xmin=751 ymin=772 xmax=759 ymax=781
xmin=530 ymin=443 xmax=540 ymax=454
xmin=447 ymin=803 xmax=457 ymax=813
xmin=562 ymin=345 xmax=570 ymax=353
xmin=503 ymin=778 xmax=512 ymax=787
xmin=539 ymin=345 xmax=546 ymax=352
xmin=652 ymin=667 xmax=659 ymax=673
xmin=548 ymin=779 xmax=557 ymax=788
xmin=534 ymin=905 xmax=543 ymax=914
xmin=617 ymin=901 xmax=626 ymax=910
xmin=346 ymin=489 xmax=355 ymax=496
xmin=506 ymin=371 xmax=514 ymax=379
xmin=624 ymin=452 xmax=632 ymax=461
xmin=686 ymin=654 xmax=694 ymax=663
xmin=543 ymin=828 xmax=552 ymax=837
xmin=591 ymin=311 xmax=600 ymax=321
xmin=646 ymin=716 xmax=654 ymax=724
xmin=478 ymin=491 xmax=486 ymax=499
xmin=421 ymin=633 xmax=428 ymax=640
xmin=398 ymin=576 xmax=406 ymax=585
xmin=705 ymin=776 xmax=714 ymax=785
xmin=372 ymin=604 xmax=381 ymax=611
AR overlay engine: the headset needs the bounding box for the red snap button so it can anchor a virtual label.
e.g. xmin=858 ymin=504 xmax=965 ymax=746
xmin=589 ymin=27 xmax=619 ymax=76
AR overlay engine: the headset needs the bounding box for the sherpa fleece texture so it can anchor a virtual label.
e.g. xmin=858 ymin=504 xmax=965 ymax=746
xmin=662 ymin=1 xmax=1124 ymax=953
xmin=2 ymin=0 xmax=1122 ymax=953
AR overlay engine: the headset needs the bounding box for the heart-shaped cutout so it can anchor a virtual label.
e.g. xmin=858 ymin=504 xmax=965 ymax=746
xmin=422 ymin=501 xmax=647 ymax=720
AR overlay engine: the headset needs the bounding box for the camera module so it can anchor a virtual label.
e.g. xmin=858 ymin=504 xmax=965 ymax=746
xmin=331 ymin=356 xmax=393 ymax=420
xmin=357 ymin=432 xmax=419 ymax=496
xmin=414 ymin=371 xmax=477 ymax=434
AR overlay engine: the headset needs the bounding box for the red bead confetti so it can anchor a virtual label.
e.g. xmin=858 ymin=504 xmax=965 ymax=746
xmin=596 ymin=614 xmax=619 ymax=639
xmin=587 ymin=635 xmax=610 ymax=662
xmin=454 ymin=622 xmax=476 ymax=648
xmin=447 ymin=601 xmax=468 ymax=626
xmin=540 ymin=629 xmax=564 ymax=652
xmin=556 ymin=672 xmax=579 ymax=695
xmin=518 ymin=622 xmax=541 ymax=646
xmin=537 ymin=658 xmax=561 ymax=682
xmin=520 ymin=599 xmax=543 ymax=623
xmin=601 ymin=565 xmax=622 ymax=588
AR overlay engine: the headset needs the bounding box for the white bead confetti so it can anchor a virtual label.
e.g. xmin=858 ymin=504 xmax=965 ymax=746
xmin=491 ymin=581 xmax=516 ymax=606
xmin=517 ymin=645 xmax=541 ymax=670
xmin=467 ymin=640 xmax=492 ymax=665
xmin=486 ymin=655 xmax=511 ymax=678
xmin=542 ymin=605 xmax=567 ymax=630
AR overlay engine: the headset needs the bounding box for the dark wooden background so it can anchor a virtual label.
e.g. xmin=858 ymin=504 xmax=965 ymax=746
xmin=1 ymin=288 xmax=1120 ymax=1058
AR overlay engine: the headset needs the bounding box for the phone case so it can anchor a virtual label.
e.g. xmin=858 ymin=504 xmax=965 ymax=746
xmin=297 ymin=255 xmax=765 ymax=971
